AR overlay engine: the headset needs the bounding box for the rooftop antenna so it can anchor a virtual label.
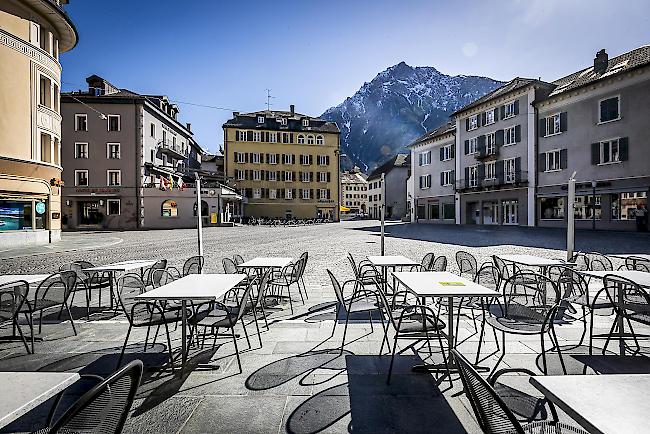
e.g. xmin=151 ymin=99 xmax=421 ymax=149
xmin=265 ymin=89 xmax=275 ymax=111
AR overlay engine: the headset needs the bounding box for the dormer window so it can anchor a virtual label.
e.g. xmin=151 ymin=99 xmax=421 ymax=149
xmin=258 ymin=116 xmax=265 ymax=124
xmin=279 ymin=118 xmax=287 ymax=126
xmin=302 ymin=119 xmax=309 ymax=127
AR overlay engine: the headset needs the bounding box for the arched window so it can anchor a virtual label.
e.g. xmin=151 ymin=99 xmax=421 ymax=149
xmin=297 ymin=134 xmax=305 ymax=144
xmin=307 ymin=135 xmax=315 ymax=145
xmin=316 ymin=135 xmax=324 ymax=145
xmin=161 ymin=200 xmax=178 ymax=217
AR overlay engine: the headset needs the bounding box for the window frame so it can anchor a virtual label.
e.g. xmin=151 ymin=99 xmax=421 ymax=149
xmin=269 ymin=188 xmax=277 ymax=199
xmin=75 ymin=114 xmax=88 ymax=132
xmin=441 ymin=144 xmax=453 ymax=161
xmin=545 ymin=113 xmax=561 ymax=137
xmin=150 ymin=123 xmax=156 ymax=138
xmin=302 ymin=119 xmax=309 ymax=127
xmin=599 ymin=138 xmax=621 ymax=165
xmin=316 ymin=135 xmax=324 ymax=145
xmin=253 ymin=188 xmax=262 ymax=199
xmin=107 ymin=170 xmax=121 ymax=186
xmin=504 ymin=126 xmax=516 ymax=146
xmin=484 ymin=161 xmax=496 ymax=180
xmin=107 ymin=142 xmax=121 ymax=159
xmin=468 ymin=115 xmax=478 ymax=131
xmin=269 ymin=132 xmax=278 ymax=143
xmin=504 ymin=158 xmax=517 ymax=183
xmin=307 ymin=135 xmax=315 ymax=145
xmin=268 ymin=154 xmax=278 ymax=165
xmin=485 ymin=132 xmax=496 ymax=155
xmin=107 ymin=115 xmax=121 ymax=132
xmin=252 ymin=153 xmax=261 ymax=164
xmin=74 ymin=142 xmax=88 ymax=159
xmin=302 ymin=189 xmax=310 ymax=200
xmin=442 ymin=170 xmax=454 ymax=186
xmin=485 ymin=109 xmax=495 ymax=126
xmin=106 ymin=199 xmax=121 ymax=215
xmin=468 ymin=165 xmax=479 ymax=187
xmin=252 ymin=170 xmax=261 ymax=181
xmin=598 ymin=95 xmax=621 ymax=124
xmin=257 ymin=116 xmax=265 ymax=124
xmin=545 ymin=149 xmax=562 ymax=172
xmin=419 ymin=174 xmax=431 ymax=189
xmin=74 ymin=169 xmax=89 ymax=187
xmin=253 ymin=131 xmax=261 ymax=142
xmin=284 ymin=171 xmax=293 ymax=182
xmin=504 ymin=100 xmax=516 ymax=119
xmin=468 ymin=137 xmax=478 ymax=154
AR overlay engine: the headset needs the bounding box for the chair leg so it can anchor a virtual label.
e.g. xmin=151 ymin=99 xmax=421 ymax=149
xmin=287 ymin=286 xmax=294 ymax=314
xmin=252 ymin=308 xmax=262 ymax=348
xmin=577 ymin=306 xmax=587 ymax=347
xmin=164 ymin=323 xmax=175 ymax=372
xmin=378 ymin=311 xmax=391 ymax=355
xmin=602 ymin=314 xmax=619 ymax=355
xmin=331 ymin=304 xmax=341 ymax=338
xmin=231 ymin=326 xmax=242 ymax=373
xmin=241 ymin=319 xmax=251 ymax=350
xmin=117 ymin=325 xmax=132 ymax=370
xmin=26 ymin=312 xmax=35 ymax=354
xmin=14 ymin=317 xmax=30 ymax=354
xmin=550 ymin=326 xmax=567 ymax=375
xmin=589 ymin=306 xmax=596 ymax=355
xmin=540 ymin=332 xmax=548 ymax=375
xmin=64 ymin=303 xmax=77 ymax=335
xmin=144 ymin=325 xmax=151 ymax=351
xmin=436 ymin=331 xmax=453 ymax=389
xmin=340 ymin=310 xmax=351 ymax=355
xmin=490 ymin=331 xmax=506 ymax=377
xmin=386 ymin=334 xmax=399 ymax=385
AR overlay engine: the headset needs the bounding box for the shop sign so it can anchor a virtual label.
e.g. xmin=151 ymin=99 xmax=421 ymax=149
xmin=52 ymin=212 xmax=60 ymax=219
xmin=35 ymin=202 xmax=46 ymax=214
xmin=74 ymin=187 xmax=121 ymax=194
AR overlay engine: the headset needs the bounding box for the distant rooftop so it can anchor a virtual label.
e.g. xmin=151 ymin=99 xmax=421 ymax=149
xmin=367 ymin=154 xmax=410 ymax=180
xmin=453 ymin=77 xmax=551 ymax=116
xmin=223 ymin=105 xmax=339 ymax=134
xmin=408 ymin=122 xmax=456 ymax=148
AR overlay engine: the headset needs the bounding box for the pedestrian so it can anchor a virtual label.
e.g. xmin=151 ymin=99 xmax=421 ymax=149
xmin=635 ymin=204 xmax=645 ymax=232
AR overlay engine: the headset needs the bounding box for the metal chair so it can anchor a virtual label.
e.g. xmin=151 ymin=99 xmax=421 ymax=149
xmin=482 ymin=271 xmax=565 ymax=375
xmin=452 ymin=349 xmax=588 ymax=434
xmin=569 ymin=252 xmax=590 ymax=271
xmin=347 ymin=253 xmax=385 ymax=292
xmin=233 ymin=254 xmax=245 ymax=266
xmin=142 ymin=259 xmax=168 ymax=288
xmin=430 ymin=255 xmax=448 ymax=271
xmin=40 ymin=360 xmax=143 ymax=434
xmin=410 ymin=253 xmax=435 ymax=271
xmin=586 ymin=252 xmax=613 ymax=271
xmin=0 ymin=280 xmax=30 ymax=353
xmin=621 ymin=256 xmax=650 ymax=272
xmin=116 ymin=274 xmax=182 ymax=370
xmin=169 ymin=256 xmax=204 ymax=277
xmin=20 ymin=272 xmax=80 ymax=353
xmin=269 ymin=260 xmax=304 ymax=314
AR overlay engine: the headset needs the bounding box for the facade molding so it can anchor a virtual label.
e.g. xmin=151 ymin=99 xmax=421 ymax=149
xmin=0 ymin=28 xmax=61 ymax=75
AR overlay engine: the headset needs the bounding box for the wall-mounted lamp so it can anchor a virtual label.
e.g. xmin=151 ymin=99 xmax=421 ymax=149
xmin=65 ymin=200 xmax=70 ymax=206
xmin=99 ymin=200 xmax=104 ymax=206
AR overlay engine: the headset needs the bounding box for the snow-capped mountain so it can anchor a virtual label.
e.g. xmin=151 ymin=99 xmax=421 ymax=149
xmin=321 ymin=62 xmax=504 ymax=171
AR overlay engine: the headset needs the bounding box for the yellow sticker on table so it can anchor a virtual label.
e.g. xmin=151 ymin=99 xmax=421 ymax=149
xmin=439 ymin=282 xmax=466 ymax=286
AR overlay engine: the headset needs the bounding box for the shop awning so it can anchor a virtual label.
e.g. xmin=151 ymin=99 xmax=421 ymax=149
xmin=340 ymin=205 xmax=351 ymax=212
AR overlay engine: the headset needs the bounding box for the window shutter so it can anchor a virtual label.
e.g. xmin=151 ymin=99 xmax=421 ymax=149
xmin=234 ymin=151 xmax=238 ymax=162
xmin=326 ymin=156 xmax=330 ymax=165
xmin=245 ymin=152 xmax=249 ymax=163
xmin=451 ymin=170 xmax=455 ymax=183
xmin=419 ymin=176 xmax=423 ymax=189
xmin=292 ymin=155 xmax=296 ymax=165
xmin=560 ymin=149 xmax=568 ymax=169
xmin=495 ymin=130 xmax=504 ymax=147
xmin=261 ymin=153 xmax=265 ymax=164
xmin=418 ymin=153 xmax=423 ymax=166
xmin=539 ymin=118 xmax=546 ymax=137
xmin=309 ymin=155 xmax=313 ymax=165
xmin=500 ymin=105 xmax=506 ymax=119
xmin=290 ymin=133 xmax=294 ymax=143
xmin=245 ymin=170 xmax=249 ymax=180
xmin=451 ymin=145 xmax=455 ymax=159
xmin=293 ymin=171 xmax=297 ymax=181
xmin=514 ymin=100 xmax=519 ymax=115
xmin=464 ymin=140 xmax=470 ymax=155
xmin=281 ymin=171 xmax=285 ymax=181
xmin=619 ymin=137 xmax=629 ymax=161
xmin=538 ymin=153 xmax=547 ymax=172
xmin=515 ymin=125 xmax=521 ymax=142
xmin=310 ymin=172 xmax=314 ymax=182
xmin=327 ymin=172 xmax=331 ymax=182
xmin=310 ymin=189 xmax=314 ymax=199
xmin=465 ymin=118 xmax=470 ymax=131
xmin=276 ymin=170 xmax=280 ymax=180
xmin=249 ymin=152 xmax=253 ymax=163
xmin=560 ymin=112 xmax=568 ymax=132
xmin=590 ymin=142 xmax=600 ymax=165
xmin=292 ymin=188 xmax=296 ymax=198
xmin=477 ymin=164 xmax=485 ymax=186
xmin=439 ymin=147 xmax=444 ymax=161
xmin=440 ymin=172 xmax=444 ymax=186
xmin=496 ymin=160 xmax=505 ymax=184
xmin=327 ymin=189 xmax=331 ymax=199
xmin=480 ymin=112 xmax=486 ymax=126
xmin=477 ymin=135 xmax=486 ymax=156
xmin=514 ymin=157 xmax=522 ymax=182
xmin=493 ymin=108 xmax=499 ymax=121
xmin=464 ymin=167 xmax=470 ymax=188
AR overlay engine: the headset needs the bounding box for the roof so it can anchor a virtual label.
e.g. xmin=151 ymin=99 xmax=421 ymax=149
xmin=223 ymin=111 xmax=340 ymax=134
xmin=341 ymin=171 xmax=367 ymax=183
xmin=408 ymin=122 xmax=456 ymax=148
xmin=24 ymin=0 xmax=78 ymax=52
xmin=367 ymin=154 xmax=410 ymax=180
xmin=452 ymin=77 xmax=550 ymax=116
xmin=546 ymin=45 xmax=650 ymax=99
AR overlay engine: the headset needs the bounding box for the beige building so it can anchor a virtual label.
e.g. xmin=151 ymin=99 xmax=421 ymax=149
xmin=223 ymin=106 xmax=341 ymax=221
xmin=340 ymin=168 xmax=368 ymax=214
xmin=0 ymin=0 xmax=77 ymax=246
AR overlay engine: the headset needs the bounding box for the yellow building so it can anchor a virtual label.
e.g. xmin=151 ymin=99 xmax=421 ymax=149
xmin=223 ymin=106 xmax=341 ymax=221
xmin=0 ymin=0 xmax=77 ymax=246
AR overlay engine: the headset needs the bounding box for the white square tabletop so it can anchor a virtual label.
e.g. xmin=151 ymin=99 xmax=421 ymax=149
xmin=367 ymin=255 xmax=419 ymax=266
xmin=0 ymin=372 xmax=79 ymax=428
xmin=85 ymin=260 xmax=158 ymax=272
xmin=578 ymin=270 xmax=650 ymax=288
xmin=392 ymin=271 xmax=500 ymax=298
xmin=238 ymin=257 xmax=293 ymax=268
xmin=530 ymin=374 xmax=650 ymax=434
xmin=0 ymin=275 xmax=50 ymax=285
xmin=608 ymin=253 xmax=650 ymax=261
xmin=495 ymin=254 xmax=570 ymax=267
xmin=135 ymin=273 xmax=246 ymax=301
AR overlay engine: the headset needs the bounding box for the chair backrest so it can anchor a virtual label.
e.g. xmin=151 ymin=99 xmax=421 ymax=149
xmin=254 ymin=270 xmax=271 ymax=307
xmin=151 ymin=269 xmax=175 ymax=289
xmin=420 ymin=253 xmax=435 ymax=270
xmin=183 ymin=256 xmax=204 ymax=275
xmin=234 ymin=279 xmax=257 ymax=323
xmin=49 ymin=360 xmax=143 ymax=434
xmin=456 ymin=251 xmax=478 ymax=279
xmin=233 ymin=254 xmax=245 ymax=266
xmin=35 ymin=271 xmax=77 ymax=304
xmin=0 ymin=280 xmax=29 ymax=324
xmin=587 ymin=252 xmax=612 ymax=271
xmin=569 ymin=252 xmax=590 ymax=271
xmin=501 ymin=271 xmax=560 ymax=329
xmin=326 ymin=269 xmax=348 ymax=310
xmin=626 ymin=257 xmax=650 ymax=272
xmin=298 ymin=252 xmax=309 ymax=277
xmin=347 ymin=253 xmax=360 ymax=278
xmin=492 ymin=255 xmax=511 ymax=285
xmin=144 ymin=259 xmax=167 ymax=286
xmin=603 ymin=274 xmax=650 ymax=324
xmin=475 ymin=265 xmax=499 ymax=290
xmin=430 ymin=255 xmax=447 ymax=272
xmin=451 ymin=349 xmax=524 ymax=434
xmin=547 ymin=265 xmax=587 ymax=301
xmin=115 ymin=274 xmax=147 ymax=324
xmin=223 ymin=257 xmax=238 ymax=274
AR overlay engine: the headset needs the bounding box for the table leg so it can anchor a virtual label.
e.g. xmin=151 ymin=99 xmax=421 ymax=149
xmin=618 ymin=283 xmax=625 ymax=356
xmin=109 ymin=271 xmax=114 ymax=309
xmin=181 ymin=300 xmax=187 ymax=367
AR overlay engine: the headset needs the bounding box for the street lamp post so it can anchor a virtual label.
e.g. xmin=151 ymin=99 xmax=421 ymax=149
xmin=567 ymin=171 xmax=577 ymax=261
xmin=195 ymin=172 xmax=204 ymax=262
xmin=380 ymin=172 xmax=385 ymax=256
xmin=591 ymin=179 xmax=597 ymax=231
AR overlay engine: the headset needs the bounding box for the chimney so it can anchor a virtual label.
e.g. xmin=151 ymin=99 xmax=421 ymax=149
xmin=290 ymin=104 xmax=295 ymax=117
xmin=186 ymin=123 xmax=191 ymax=132
xmin=594 ymin=49 xmax=608 ymax=74
xmin=232 ymin=111 xmax=239 ymax=117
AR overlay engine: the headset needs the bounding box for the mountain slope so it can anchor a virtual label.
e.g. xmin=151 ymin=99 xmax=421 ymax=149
xmin=321 ymin=62 xmax=504 ymax=171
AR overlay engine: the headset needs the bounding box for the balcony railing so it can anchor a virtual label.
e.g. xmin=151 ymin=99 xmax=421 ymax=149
xmin=474 ymin=146 xmax=499 ymax=161
xmin=158 ymin=139 xmax=188 ymax=159
xmin=455 ymin=171 xmax=528 ymax=192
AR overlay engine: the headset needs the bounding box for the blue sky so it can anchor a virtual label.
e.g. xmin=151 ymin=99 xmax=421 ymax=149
xmin=60 ymin=0 xmax=650 ymax=153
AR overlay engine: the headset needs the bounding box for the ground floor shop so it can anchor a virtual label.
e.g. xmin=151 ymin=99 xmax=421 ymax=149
xmin=243 ymin=201 xmax=338 ymax=221
xmin=460 ymin=188 xmax=530 ymax=226
xmin=415 ymin=195 xmax=456 ymax=224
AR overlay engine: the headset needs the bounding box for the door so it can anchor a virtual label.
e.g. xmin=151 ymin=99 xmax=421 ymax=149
xmin=483 ymin=202 xmax=499 ymax=225
xmin=79 ymin=201 xmax=101 ymax=225
xmin=502 ymin=200 xmax=519 ymax=225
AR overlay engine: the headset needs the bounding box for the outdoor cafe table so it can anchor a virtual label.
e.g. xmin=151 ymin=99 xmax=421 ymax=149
xmin=0 ymin=274 xmax=50 ymax=285
xmin=0 ymin=371 xmax=79 ymax=428
xmin=608 ymin=253 xmax=650 ymax=268
xmin=85 ymin=260 xmax=159 ymax=309
xmin=495 ymin=254 xmax=570 ymax=272
xmin=368 ymin=255 xmax=419 ymax=293
xmin=135 ymin=273 xmax=245 ymax=369
xmin=238 ymin=257 xmax=293 ymax=272
xmin=530 ymin=374 xmax=650 ymax=434
xmin=578 ymin=269 xmax=650 ymax=356
xmin=391 ymin=271 xmax=500 ymax=374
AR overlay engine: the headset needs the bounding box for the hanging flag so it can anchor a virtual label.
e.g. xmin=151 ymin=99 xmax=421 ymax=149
xmin=168 ymin=175 xmax=174 ymax=191
xmin=177 ymin=176 xmax=185 ymax=191
xmin=159 ymin=175 xmax=167 ymax=191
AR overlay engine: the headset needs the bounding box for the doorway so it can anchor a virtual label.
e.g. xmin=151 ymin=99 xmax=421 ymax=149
xmin=79 ymin=201 xmax=102 ymax=226
xmin=502 ymin=200 xmax=519 ymax=225
xmin=483 ymin=202 xmax=499 ymax=225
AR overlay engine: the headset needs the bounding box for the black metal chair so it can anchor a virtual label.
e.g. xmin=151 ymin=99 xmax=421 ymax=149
xmin=347 ymin=253 xmax=385 ymax=293
xmin=142 ymin=259 xmax=167 ymax=288
xmin=0 ymin=280 xmax=30 ymax=353
xmin=482 ymin=271 xmax=565 ymax=375
xmin=452 ymin=349 xmax=588 ymax=434
xmin=430 ymin=255 xmax=448 ymax=271
xmin=233 ymin=254 xmax=245 ymax=266
xmin=169 ymin=256 xmax=204 ymax=277
xmin=586 ymin=252 xmax=613 ymax=271
xmin=569 ymin=252 xmax=590 ymax=271
xmin=269 ymin=260 xmax=304 ymax=314
xmin=116 ymin=274 xmax=182 ymax=370
xmin=621 ymin=256 xmax=650 ymax=272
xmin=410 ymin=252 xmax=435 ymax=271
xmin=39 ymin=360 xmax=143 ymax=434
xmin=20 ymin=272 xmax=79 ymax=353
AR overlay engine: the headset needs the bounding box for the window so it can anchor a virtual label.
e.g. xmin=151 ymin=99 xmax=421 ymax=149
xmin=302 ymin=189 xmax=310 ymax=200
xmin=467 ymin=137 xmax=478 ymax=154
xmin=419 ymin=174 xmax=431 ymax=189
xmin=253 ymin=188 xmax=261 ymax=199
xmin=252 ymin=170 xmax=261 ymax=181
xmin=235 ymin=152 xmax=246 ymax=163
xmin=269 ymin=132 xmax=278 ymax=143
xmin=53 ymin=84 xmax=59 ymax=112
xmin=75 ymin=114 xmax=88 ymax=132
xmin=419 ymin=151 xmax=431 ymax=166
xmin=150 ymin=123 xmax=156 ymax=138
xmin=283 ymin=153 xmax=293 ymax=164
xmin=74 ymin=143 xmax=88 ymax=159
xmin=301 ymin=172 xmax=310 ymax=182
xmin=316 ymin=135 xmax=324 ymax=145
xmin=504 ymin=158 xmax=516 ymax=183
xmin=468 ymin=166 xmax=478 ymax=187
xmin=319 ymin=188 xmax=328 ymax=199
xmin=252 ymin=153 xmax=261 ymax=164
xmin=486 ymin=132 xmax=496 ymax=155
xmin=504 ymin=126 xmax=516 ymax=146
xmin=441 ymin=145 xmax=453 ymax=161
xmin=269 ymin=189 xmax=277 ymax=199
xmin=237 ymin=130 xmax=247 ymax=141
xmin=39 ymin=75 xmax=52 ymax=108
xmin=485 ymin=109 xmax=495 ymax=125
xmin=504 ymin=100 xmax=517 ymax=119
xmin=284 ymin=171 xmax=293 ymax=182
xmin=297 ymin=135 xmax=305 ymax=144
xmin=286 ymin=188 xmax=293 ymax=199
xmin=443 ymin=203 xmax=455 ymax=220
xmin=540 ymin=197 xmax=565 ymax=220
xmin=468 ymin=115 xmax=478 ymax=130
xmin=485 ymin=161 xmax=496 ymax=180
xmin=318 ymin=172 xmax=328 ymax=182
xmin=279 ymin=118 xmax=287 ymax=126
xmin=107 ymin=115 xmax=120 ymax=132
xmin=107 ymin=170 xmax=121 ymax=186
xmin=107 ymin=143 xmax=120 ymax=159
xmin=574 ymin=195 xmax=601 ymax=220
xmin=307 ymin=135 xmax=315 ymax=145
xmin=599 ymin=139 xmax=621 ymax=164
xmin=300 ymin=154 xmax=310 ymax=165
xmin=268 ymin=154 xmax=278 ymax=164
xmin=268 ymin=171 xmax=277 ymax=181
xmin=545 ymin=114 xmax=561 ymax=136
xmin=546 ymin=150 xmax=561 ymax=171
xmin=612 ymin=191 xmax=647 ymax=220
xmin=235 ymin=169 xmax=245 ymax=180
xmin=161 ymin=200 xmax=178 ymax=217
xmin=599 ymin=96 xmax=620 ymax=123
xmin=107 ymin=199 xmax=120 ymax=215
xmin=257 ymin=116 xmax=265 ymax=124
xmin=302 ymin=119 xmax=309 ymax=127
xmin=317 ymin=155 xmax=329 ymax=166
xmin=75 ymin=170 xmax=88 ymax=186
xmin=441 ymin=170 xmax=454 ymax=186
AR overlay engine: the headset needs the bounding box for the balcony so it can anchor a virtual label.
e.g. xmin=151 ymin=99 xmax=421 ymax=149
xmin=474 ymin=145 xmax=499 ymax=161
xmin=455 ymin=170 xmax=528 ymax=192
xmin=158 ymin=139 xmax=188 ymax=159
